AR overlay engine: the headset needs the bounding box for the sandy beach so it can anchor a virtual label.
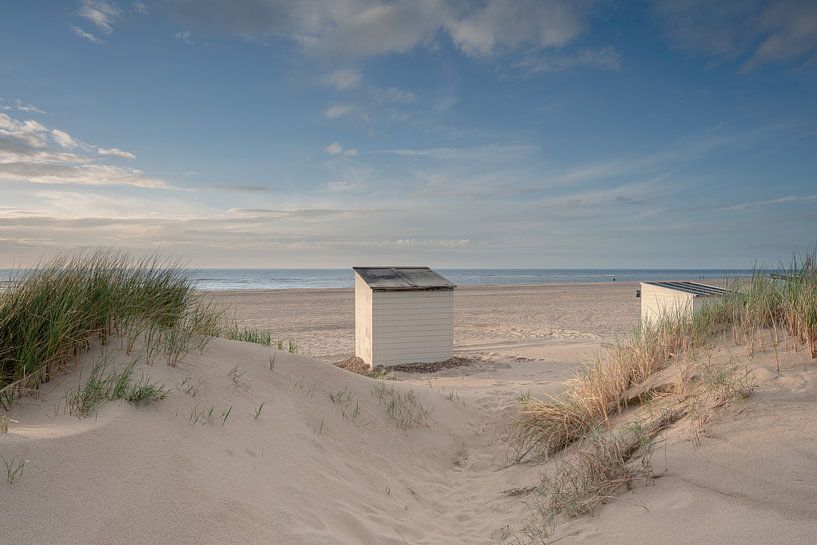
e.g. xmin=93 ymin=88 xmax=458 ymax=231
xmin=209 ymin=282 xmax=642 ymax=363
xmin=4 ymin=281 xmax=817 ymax=544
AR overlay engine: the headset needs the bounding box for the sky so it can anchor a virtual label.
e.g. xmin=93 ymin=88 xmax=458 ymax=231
xmin=1 ymin=0 xmax=816 ymax=269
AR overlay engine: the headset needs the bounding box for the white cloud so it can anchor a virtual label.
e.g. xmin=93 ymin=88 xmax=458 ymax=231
xmin=130 ymin=1 xmax=147 ymax=15
xmin=720 ymin=193 xmax=817 ymax=212
xmin=170 ymin=0 xmax=587 ymax=59
xmin=70 ymin=24 xmax=102 ymax=44
xmin=324 ymin=104 xmax=368 ymax=121
xmin=324 ymin=105 xmax=352 ymax=119
xmin=323 ymin=142 xmax=343 ymax=155
xmin=323 ymin=142 xmax=358 ymax=157
xmin=321 ymin=68 xmax=362 ymax=90
xmin=383 ymin=143 xmax=538 ymax=162
xmin=78 ymin=0 xmax=121 ymax=34
xmin=0 ymin=162 xmax=167 ymax=188
xmin=325 ymin=181 xmax=364 ymax=192
xmin=51 ymin=129 xmax=79 ymax=149
xmin=0 ymin=111 xmax=165 ymax=188
xmin=0 ymin=113 xmax=50 ymax=150
xmin=373 ymin=87 xmax=416 ymax=103
xmin=379 ymin=238 xmax=470 ymax=247
xmin=447 ymin=0 xmax=581 ymax=57
xmin=98 ymin=147 xmax=137 ymax=160
xmin=15 ymin=100 xmax=46 ymax=114
xmin=175 ymin=30 xmax=194 ymax=44
xmin=514 ymin=46 xmax=623 ymax=75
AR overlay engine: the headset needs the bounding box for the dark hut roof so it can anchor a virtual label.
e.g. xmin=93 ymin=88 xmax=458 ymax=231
xmin=643 ymin=281 xmax=729 ymax=297
xmin=353 ymin=267 xmax=455 ymax=291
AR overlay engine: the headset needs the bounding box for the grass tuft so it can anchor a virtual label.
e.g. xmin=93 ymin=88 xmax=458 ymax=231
xmin=371 ymin=382 xmax=431 ymax=430
xmin=517 ymin=410 xmax=682 ymax=542
xmin=2 ymin=456 xmax=28 ymax=484
xmin=0 ymin=250 xmax=221 ymax=403
xmin=221 ymin=324 xmax=272 ymax=346
xmin=64 ymin=354 xmax=167 ymax=417
xmin=330 ymin=386 xmax=362 ymax=422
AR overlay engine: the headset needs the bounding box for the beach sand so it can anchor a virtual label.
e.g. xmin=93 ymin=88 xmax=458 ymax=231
xmin=209 ymin=282 xmax=642 ymax=362
xmin=4 ymin=283 xmax=817 ymax=544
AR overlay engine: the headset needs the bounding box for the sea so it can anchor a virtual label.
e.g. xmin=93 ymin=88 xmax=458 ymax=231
xmin=185 ymin=269 xmax=755 ymax=291
xmin=0 ymin=268 xmax=756 ymax=291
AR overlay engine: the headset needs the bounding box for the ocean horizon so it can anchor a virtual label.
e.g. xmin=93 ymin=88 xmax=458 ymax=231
xmin=0 ymin=267 xmax=759 ymax=291
xmin=187 ymin=268 xmax=756 ymax=291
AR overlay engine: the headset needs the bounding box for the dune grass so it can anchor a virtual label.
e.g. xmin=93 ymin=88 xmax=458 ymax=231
xmin=729 ymin=256 xmax=817 ymax=357
xmin=217 ymin=321 xmax=299 ymax=353
xmin=0 ymin=251 xmax=217 ymax=400
xmin=221 ymin=324 xmax=273 ymax=346
xmin=513 ymin=308 xmax=720 ymax=461
xmin=371 ymin=382 xmax=431 ymax=430
xmin=515 ymin=256 xmax=817 ymax=462
xmin=0 ymin=250 xmax=291 ymax=410
xmin=330 ymin=386 xmax=362 ymax=422
xmin=3 ymin=456 xmax=28 ymax=484
xmin=63 ymin=355 xmax=168 ymax=417
xmin=0 ymin=250 xmax=305 ymax=407
xmin=514 ymin=409 xmax=682 ymax=543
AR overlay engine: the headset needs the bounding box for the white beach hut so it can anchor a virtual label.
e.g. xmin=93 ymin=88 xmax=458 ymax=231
xmin=639 ymin=281 xmax=728 ymax=325
xmin=354 ymin=267 xmax=455 ymax=367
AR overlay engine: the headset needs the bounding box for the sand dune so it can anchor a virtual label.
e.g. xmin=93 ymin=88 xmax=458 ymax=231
xmin=4 ymin=283 xmax=817 ymax=544
xmin=551 ymin=348 xmax=817 ymax=543
xmin=4 ymin=337 xmax=547 ymax=545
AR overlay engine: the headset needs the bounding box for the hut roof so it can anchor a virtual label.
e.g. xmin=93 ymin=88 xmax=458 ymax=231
xmin=642 ymin=281 xmax=729 ymax=297
xmin=353 ymin=267 xmax=455 ymax=291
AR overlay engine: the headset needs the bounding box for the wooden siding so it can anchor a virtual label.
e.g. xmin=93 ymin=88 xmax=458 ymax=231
xmin=640 ymin=282 xmax=693 ymax=325
xmin=371 ymin=289 xmax=452 ymax=366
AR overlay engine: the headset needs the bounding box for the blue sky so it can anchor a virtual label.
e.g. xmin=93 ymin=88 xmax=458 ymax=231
xmin=1 ymin=0 xmax=816 ymax=268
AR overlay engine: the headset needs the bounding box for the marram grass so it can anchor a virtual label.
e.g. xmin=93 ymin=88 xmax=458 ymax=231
xmin=0 ymin=250 xmax=218 ymax=396
xmin=0 ymin=250 xmax=300 ymax=405
xmin=516 ymin=253 xmax=817 ymax=460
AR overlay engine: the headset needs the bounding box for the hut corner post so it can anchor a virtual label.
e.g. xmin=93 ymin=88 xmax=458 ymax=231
xmin=354 ymin=271 xmax=374 ymax=367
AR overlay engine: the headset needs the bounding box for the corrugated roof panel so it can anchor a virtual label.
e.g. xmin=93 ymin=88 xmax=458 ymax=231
xmin=643 ymin=281 xmax=729 ymax=297
xmin=353 ymin=267 xmax=455 ymax=291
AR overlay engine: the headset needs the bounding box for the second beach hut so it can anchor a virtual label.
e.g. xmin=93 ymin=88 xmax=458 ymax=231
xmin=640 ymin=281 xmax=729 ymax=325
xmin=354 ymin=267 xmax=455 ymax=367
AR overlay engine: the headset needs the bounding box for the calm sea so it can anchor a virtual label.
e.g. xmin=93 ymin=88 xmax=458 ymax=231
xmin=0 ymin=268 xmax=755 ymax=291
xmin=187 ymin=269 xmax=755 ymax=291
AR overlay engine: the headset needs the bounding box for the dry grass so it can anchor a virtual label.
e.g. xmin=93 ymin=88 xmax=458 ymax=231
xmin=513 ymin=310 xmax=715 ymax=461
xmin=681 ymin=354 xmax=758 ymax=445
xmin=512 ymin=409 xmax=683 ymax=544
xmin=513 ymin=255 xmax=817 ymax=462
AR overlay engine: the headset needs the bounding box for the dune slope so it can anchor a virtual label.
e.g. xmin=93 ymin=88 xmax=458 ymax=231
xmin=3 ymin=338 xmax=541 ymax=545
xmin=4 ymin=336 xmax=817 ymax=544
